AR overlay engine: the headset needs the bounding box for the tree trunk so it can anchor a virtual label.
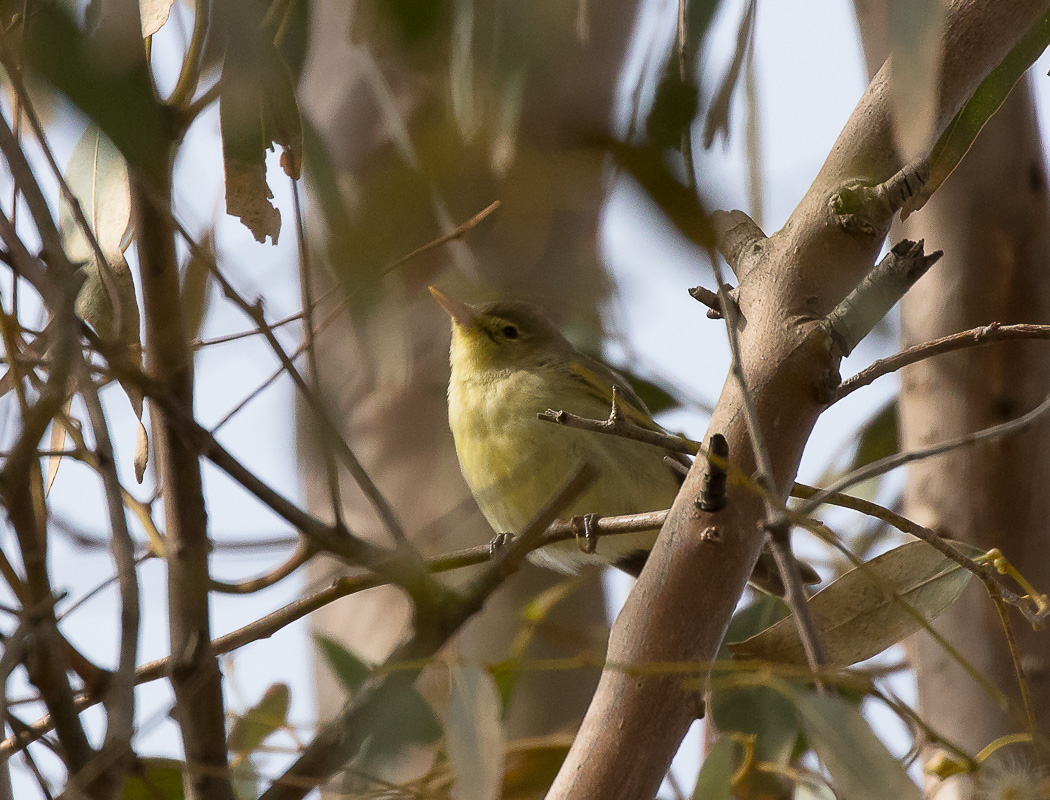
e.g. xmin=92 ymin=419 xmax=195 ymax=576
xmin=296 ymin=0 xmax=639 ymax=791
xmin=854 ymin=3 xmax=1050 ymax=794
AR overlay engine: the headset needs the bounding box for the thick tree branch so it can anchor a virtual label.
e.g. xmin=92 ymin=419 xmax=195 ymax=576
xmin=547 ymin=2 xmax=1050 ymax=797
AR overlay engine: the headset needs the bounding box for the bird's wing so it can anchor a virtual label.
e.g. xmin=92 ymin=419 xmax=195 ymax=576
xmin=564 ymin=356 xmax=695 ymax=478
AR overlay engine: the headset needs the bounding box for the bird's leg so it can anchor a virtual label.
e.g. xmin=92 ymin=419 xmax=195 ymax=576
xmin=571 ymin=513 xmax=601 ymax=554
xmin=489 ymin=532 xmax=514 ymax=556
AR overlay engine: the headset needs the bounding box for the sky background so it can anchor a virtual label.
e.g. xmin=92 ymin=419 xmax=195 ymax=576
xmin=4 ymin=0 xmax=1050 ymax=796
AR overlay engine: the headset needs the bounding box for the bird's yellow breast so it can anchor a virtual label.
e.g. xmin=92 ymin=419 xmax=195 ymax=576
xmin=447 ymin=361 xmax=680 ymax=573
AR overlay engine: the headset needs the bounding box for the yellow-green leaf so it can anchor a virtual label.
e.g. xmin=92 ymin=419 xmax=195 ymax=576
xmin=123 ymin=757 xmax=185 ymax=800
xmin=228 ymin=682 xmax=291 ymax=755
xmin=730 ymin=540 xmax=982 ymax=668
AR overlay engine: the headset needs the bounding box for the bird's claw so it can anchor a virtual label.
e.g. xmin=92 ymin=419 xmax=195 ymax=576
xmin=489 ymin=532 xmax=513 ymax=556
xmin=571 ymin=513 xmax=600 ymax=555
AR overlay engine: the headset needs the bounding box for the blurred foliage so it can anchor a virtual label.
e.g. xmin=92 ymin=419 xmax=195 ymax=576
xmin=122 ymin=758 xmax=186 ymax=800
xmin=22 ymin=3 xmax=167 ymax=171
xmin=904 ymin=8 xmax=1050 ymax=217
xmin=712 ymin=596 xmax=800 ymax=799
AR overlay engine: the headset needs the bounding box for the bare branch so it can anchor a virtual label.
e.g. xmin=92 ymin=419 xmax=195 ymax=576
xmin=834 ymin=322 xmax=1050 ymax=401
xmin=822 ymin=238 xmax=942 ymax=358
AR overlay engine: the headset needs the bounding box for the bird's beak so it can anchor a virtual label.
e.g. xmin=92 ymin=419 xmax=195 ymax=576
xmin=428 ymin=286 xmax=476 ymax=327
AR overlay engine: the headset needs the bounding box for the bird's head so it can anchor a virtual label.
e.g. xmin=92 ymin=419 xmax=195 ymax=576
xmin=429 ymin=286 xmax=570 ymax=376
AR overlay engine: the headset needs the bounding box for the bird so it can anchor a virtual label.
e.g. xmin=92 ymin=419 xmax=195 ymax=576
xmin=430 ymin=286 xmax=818 ymax=594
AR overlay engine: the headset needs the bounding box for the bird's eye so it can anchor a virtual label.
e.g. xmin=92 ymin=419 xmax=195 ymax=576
xmin=502 ymin=325 xmax=519 ymax=340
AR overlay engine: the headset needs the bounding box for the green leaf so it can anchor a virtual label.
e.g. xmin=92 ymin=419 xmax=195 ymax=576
xmin=791 ymin=690 xmax=921 ymax=800
xmin=231 ymin=759 xmax=258 ymax=800
xmin=371 ymin=0 xmax=452 ymax=43
xmin=645 ymin=64 xmax=699 ymax=152
xmin=730 ymin=540 xmax=982 ymax=668
xmin=218 ymin=0 xmax=303 ymax=244
xmin=316 ymin=635 xmax=372 ymax=692
xmin=446 ymin=666 xmax=504 ymax=800
xmin=690 ymin=737 xmax=740 ymax=800
xmin=850 ymin=401 xmax=898 ymax=473
xmin=903 ymin=10 xmax=1050 ymax=219
xmin=123 ymin=757 xmax=185 ymax=800
xmin=228 ymin=682 xmax=291 ymax=755
xmin=713 ymin=597 xmax=801 ymax=780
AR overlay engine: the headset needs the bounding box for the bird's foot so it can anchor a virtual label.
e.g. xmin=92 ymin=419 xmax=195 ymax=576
xmin=571 ymin=513 xmax=601 ymax=555
xmin=489 ymin=532 xmax=514 ymax=557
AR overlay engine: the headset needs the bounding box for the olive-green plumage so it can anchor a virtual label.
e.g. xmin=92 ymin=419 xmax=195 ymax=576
xmin=432 ymin=287 xmax=819 ymax=591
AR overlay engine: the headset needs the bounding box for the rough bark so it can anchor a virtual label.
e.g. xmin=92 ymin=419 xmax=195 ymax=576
xmin=296 ymin=0 xmax=638 ymax=791
xmin=547 ymin=2 xmax=1050 ymax=797
xmin=855 ymin=4 xmax=1050 ymax=793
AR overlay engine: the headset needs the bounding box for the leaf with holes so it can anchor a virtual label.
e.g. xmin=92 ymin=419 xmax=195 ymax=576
xmin=729 ymin=540 xmax=983 ymax=667
xmin=218 ymin=2 xmax=303 ymax=244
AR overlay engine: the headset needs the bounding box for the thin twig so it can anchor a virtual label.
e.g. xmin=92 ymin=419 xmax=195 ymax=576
xmin=0 ymin=503 xmax=665 ymax=761
xmin=834 ymin=322 xmax=1050 ymax=402
xmin=291 ymin=175 xmax=345 ymax=530
xmin=209 ymin=541 xmax=312 ymax=595
xmin=256 ymin=464 xmax=595 ymax=800
xmin=74 ymin=354 xmax=140 ymax=762
xmin=799 ymin=392 xmax=1050 ymax=514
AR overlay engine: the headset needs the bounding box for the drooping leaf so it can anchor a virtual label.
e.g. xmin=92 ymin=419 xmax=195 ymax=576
xmin=446 ymin=666 xmax=504 ymax=800
xmin=730 ymin=540 xmax=983 ymax=667
xmin=903 ymin=9 xmax=1050 ymax=218
xmin=702 ymin=0 xmax=755 ymax=149
xmin=218 ymin=0 xmax=303 ymax=243
xmin=791 ymin=690 xmax=921 ymax=800
xmin=123 ymin=757 xmax=186 ymax=800
xmin=61 ymin=125 xmax=131 ymax=264
xmin=690 ymin=736 xmax=741 ymax=800
xmin=228 ymin=682 xmax=291 ymax=755
xmin=140 ymin=0 xmax=175 ymax=37
xmin=316 ymin=635 xmax=372 ymax=693
xmin=888 ymin=0 xmax=947 ymax=163
xmin=712 ymin=596 xmax=800 ymax=796
xmin=134 ymin=419 xmax=149 ymax=483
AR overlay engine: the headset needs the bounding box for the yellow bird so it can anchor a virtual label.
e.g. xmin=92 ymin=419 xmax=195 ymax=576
xmin=431 ymin=287 xmax=816 ymax=593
